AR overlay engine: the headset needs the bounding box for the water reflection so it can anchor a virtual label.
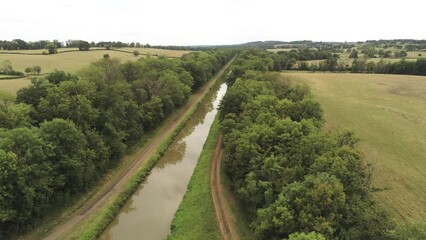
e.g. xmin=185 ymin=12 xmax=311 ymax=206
xmin=99 ymin=83 xmax=227 ymax=240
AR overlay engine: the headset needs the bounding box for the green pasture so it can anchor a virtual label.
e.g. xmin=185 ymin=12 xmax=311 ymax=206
xmin=283 ymin=72 xmax=426 ymax=221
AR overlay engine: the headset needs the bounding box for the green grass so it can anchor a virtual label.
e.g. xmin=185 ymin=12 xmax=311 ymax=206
xmin=0 ymin=48 xmax=190 ymax=74
xmin=168 ymin=118 xmax=221 ymax=240
xmin=0 ymin=77 xmax=31 ymax=95
xmin=282 ymin=72 xmax=426 ymax=221
xmin=119 ymin=48 xmax=191 ymax=57
xmin=406 ymin=51 xmax=426 ymax=59
xmin=0 ymin=75 xmax=19 ymax=79
xmin=0 ymin=50 xmax=139 ymax=74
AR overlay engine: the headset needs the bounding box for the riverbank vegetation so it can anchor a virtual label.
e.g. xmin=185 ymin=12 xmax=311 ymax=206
xmin=0 ymin=49 xmax=235 ymax=238
xmin=168 ymin=118 xmax=222 ymax=240
xmin=219 ymin=48 xmax=426 ymax=239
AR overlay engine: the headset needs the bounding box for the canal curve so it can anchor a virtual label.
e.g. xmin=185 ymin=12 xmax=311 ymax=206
xmin=100 ymin=82 xmax=228 ymax=240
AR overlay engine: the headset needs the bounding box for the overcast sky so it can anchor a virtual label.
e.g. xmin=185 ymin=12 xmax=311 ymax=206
xmin=2 ymin=0 xmax=425 ymax=46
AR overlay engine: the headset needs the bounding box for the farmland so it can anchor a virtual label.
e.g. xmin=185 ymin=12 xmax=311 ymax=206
xmin=0 ymin=48 xmax=190 ymax=74
xmin=282 ymin=72 xmax=426 ymax=221
xmin=0 ymin=78 xmax=31 ymax=95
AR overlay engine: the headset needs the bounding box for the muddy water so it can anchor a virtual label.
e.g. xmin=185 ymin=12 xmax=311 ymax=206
xmin=99 ymin=83 xmax=227 ymax=240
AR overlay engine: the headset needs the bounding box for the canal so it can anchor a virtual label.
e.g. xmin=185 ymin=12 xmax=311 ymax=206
xmin=100 ymin=82 xmax=227 ymax=240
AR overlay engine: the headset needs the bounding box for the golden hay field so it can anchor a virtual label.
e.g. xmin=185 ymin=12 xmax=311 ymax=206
xmin=0 ymin=48 xmax=190 ymax=74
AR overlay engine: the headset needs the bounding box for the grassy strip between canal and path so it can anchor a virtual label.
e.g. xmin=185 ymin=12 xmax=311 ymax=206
xmin=168 ymin=117 xmax=222 ymax=240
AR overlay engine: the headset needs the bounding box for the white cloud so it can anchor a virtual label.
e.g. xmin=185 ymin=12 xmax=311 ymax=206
xmin=1 ymin=0 xmax=425 ymax=45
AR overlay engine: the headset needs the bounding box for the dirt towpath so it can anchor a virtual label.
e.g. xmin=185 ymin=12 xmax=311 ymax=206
xmin=211 ymin=134 xmax=239 ymax=240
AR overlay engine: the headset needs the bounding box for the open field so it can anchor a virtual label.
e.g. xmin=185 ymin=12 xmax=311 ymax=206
xmin=120 ymin=48 xmax=191 ymax=57
xmin=0 ymin=50 xmax=139 ymax=73
xmin=0 ymin=77 xmax=31 ymax=94
xmin=282 ymin=72 xmax=426 ymax=221
xmin=267 ymin=48 xmax=296 ymax=53
xmin=406 ymin=51 xmax=426 ymax=59
xmin=0 ymin=48 xmax=190 ymax=74
xmin=0 ymin=48 xmax=105 ymax=54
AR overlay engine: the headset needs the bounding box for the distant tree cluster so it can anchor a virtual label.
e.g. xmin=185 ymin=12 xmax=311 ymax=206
xmin=350 ymin=58 xmax=426 ymax=75
xmin=24 ymin=66 xmax=41 ymax=75
xmin=0 ymin=49 xmax=235 ymax=238
xmin=65 ymin=40 xmax=91 ymax=51
xmin=0 ymin=39 xmax=62 ymax=51
xmin=219 ymin=48 xmax=426 ymax=240
xmin=277 ymin=48 xmax=333 ymax=61
xmin=0 ymin=60 xmax=23 ymax=76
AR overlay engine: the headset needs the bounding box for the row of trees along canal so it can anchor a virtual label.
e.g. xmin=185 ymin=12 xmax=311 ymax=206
xmin=218 ymin=48 xmax=426 ymax=239
xmin=0 ymin=49 xmax=236 ymax=238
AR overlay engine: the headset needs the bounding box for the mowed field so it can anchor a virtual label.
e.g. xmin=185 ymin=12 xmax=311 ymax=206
xmin=0 ymin=48 xmax=190 ymax=74
xmin=0 ymin=78 xmax=31 ymax=95
xmin=282 ymin=72 xmax=426 ymax=221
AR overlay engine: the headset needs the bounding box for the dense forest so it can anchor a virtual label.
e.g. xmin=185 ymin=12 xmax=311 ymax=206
xmin=219 ymin=48 xmax=425 ymax=239
xmin=0 ymin=49 xmax=235 ymax=238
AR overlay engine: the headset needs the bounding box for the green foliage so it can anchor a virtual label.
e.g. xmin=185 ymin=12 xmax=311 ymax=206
xmin=219 ymin=50 xmax=394 ymax=239
xmin=73 ymin=79 xmax=216 ymax=240
xmin=350 ymin=58 xmax=426 ymax=75
xmin=0 ymin=60 xmax=23 ymax=76
xmin=0 ymin=49 xmax=234 ymax=237
xmin=288 ymin=232 xmax=326 ymax=240
xmin=388 ymin=220 xmax=426 ymax=240
xmin=46 ymin=43 xmax=57 ymax=54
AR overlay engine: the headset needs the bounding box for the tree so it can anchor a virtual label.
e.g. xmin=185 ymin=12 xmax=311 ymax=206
xmin=40 ymin=118 xmax=92 ymax=193
xmin=32 ymin=66 xmax=41 ymax=74
xmin=24 ymin=67 xmax=32 ymax=74
xmin=37 ymin=80 xmax=99 ymax=130
xmin=46 ymin=43 xmax=57 ymax=54
xmin=0 ymin=60 xmax=13 ymax=74
xmin=0 ymin=102 xmax=34 ymax=128
xmin=133 ymin=50 xmax=140 ymax=57
xmin=255 ymin=174 xmax=346 ymax=239
xmin=288 ymin=232 xmax=326 ymax=240
xmin=16 ymin=77 xmax=54 ymax=110
xmin=349 ymin=49 xmax=358 ymax=58
xmin=324 ymin=54 xmax=339 ymax=72
xmin=76 ymin=40 xmax=90 ymax=51
xmin=0 ymin=127 xmax=54 ymax=234
xmin=45 ymin=70 xmax=78 ymax=85
xmin=394 ymin=50 xmax=407 ymax=58
xmin=388 ymin=221 xmax=426 ymax=240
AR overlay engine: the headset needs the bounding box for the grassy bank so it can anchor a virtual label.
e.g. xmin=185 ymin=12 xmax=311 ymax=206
xmin=168 ymin=117 xmax=221 ymax=240
xmin=282 ymin=72 xmax=426 ymax=221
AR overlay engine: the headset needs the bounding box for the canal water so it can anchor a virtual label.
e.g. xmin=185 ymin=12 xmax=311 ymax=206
xmin=99 ymin=82 xmax=227 ymax=240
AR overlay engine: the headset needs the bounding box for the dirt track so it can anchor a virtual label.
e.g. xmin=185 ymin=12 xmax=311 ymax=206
xmin=211 ymin=135 xmax=239 ymax=240
xmin=43 ymin=58 xmax=235 ymax=240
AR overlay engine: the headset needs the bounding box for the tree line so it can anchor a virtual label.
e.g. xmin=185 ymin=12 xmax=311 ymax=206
xmin=219 ymin=48 xmax=425 ymax=239
xmin=1 ymin=39 xmax=163 ymax=51
xmin=0 ymin=49 xmax=235 ymax=238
